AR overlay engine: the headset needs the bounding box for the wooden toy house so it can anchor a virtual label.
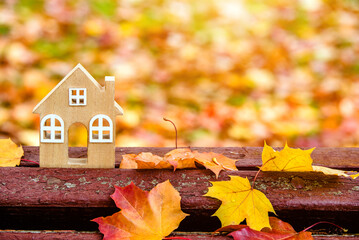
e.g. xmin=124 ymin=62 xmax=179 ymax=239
xmin=33 ymin=64 xmax=123 ymax=168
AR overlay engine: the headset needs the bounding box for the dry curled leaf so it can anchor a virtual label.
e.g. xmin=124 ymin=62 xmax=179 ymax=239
xmin=135 ymin=152 xmax=172 ymax=169
xmin=93 ymin=180 xmax=188 ymax=240
xmin=261 ymin=142 xmax=314 ymax=172
xmin=120 ymin=149 xmax=238 ymax=177
xmin=119 ymin=154 xmax=138 ymax=169
xmin=193 ymin=151 xmax=238 ymax=178
xmin=120 ymin=152 xmax=171 ymax=169
xmin=313 ymin=166 xmax=359 ymax=180
xmin=0 ymin=138 xmax=24 ymax=167
xmin=204 ymin=175 xmax=275 ymax=231
xmin=164 ymin=148 xmax=196 ymax=170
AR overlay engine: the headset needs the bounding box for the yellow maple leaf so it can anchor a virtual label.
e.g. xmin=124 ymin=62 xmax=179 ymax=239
xmin=93 ymin=180 xmax=188 ymax=240
xmin=313 ymin=166 xmax=359 ymax=180
xmin=204 ymin=175 xmax=275 ymax=231
xmin=262 ymin=142 xmax=358 ymax=179
xmin=0 ymin=138 xmax=24 ymax=167
xmin=261 ymin=142 xmax=314 ymax=171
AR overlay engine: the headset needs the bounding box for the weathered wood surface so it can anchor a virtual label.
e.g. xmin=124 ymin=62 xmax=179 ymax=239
xmin=0 ymin=231 xmax=357 ymax=240
xmin=2 ymin=147 xmax=359 ymax=234
xmin=0 ymin=231 xmax=103 ymax=240
xmin=0 ymin=167 xmax=358 ymax=231
xmin=21 ymin=146 xmax=359 ymax=170
xmin=1 ymin=168 xmax=357 ymax=210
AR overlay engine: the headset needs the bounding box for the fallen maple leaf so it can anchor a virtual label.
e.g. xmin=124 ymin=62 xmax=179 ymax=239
xmin=120 ymin=152 xmax=172 ymax=169
xmin=120 ymin=149 xmax=238 ymax=178
xmin=312 ymin=166 xmax=359 ymax=180
xmin=0 ymin=138 xmax=24 ymax=167
xmin=262 ymin=217 xmax=312 ymax=239
xmin=93 ymin=180 xmax=188 ymax=240
xmin=135 ymin=152 xmax=172 ymax=169
xmin=262 ymin=142 xmax=358 ymax=179
xmin=204 ymin=175 xmax=275 ymax=231
xmin=193 ymin=151 xmax=238 ymax=178
xmin=164 ymin=148 xmax=196 ymax=170
xmin=261 ymin=142 xmax=314 ymax=171
xmin=222 ymin=217 xmax=312 ymax=240
xmin=119 ymin=154 xmax=138 ymax=169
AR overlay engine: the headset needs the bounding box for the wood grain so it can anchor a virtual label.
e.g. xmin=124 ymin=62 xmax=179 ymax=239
xmin=1 ymin=168 xmax=358 ymax=210
xmin=0 ymin=167 xmax=358 ymax=232
xmin=4 ymin=146 xmax=359 ymax=234
xmin=0 ymin=231 xmax=357 ymax=240
xmin=21 ymin=146 xmax=359 ymax=170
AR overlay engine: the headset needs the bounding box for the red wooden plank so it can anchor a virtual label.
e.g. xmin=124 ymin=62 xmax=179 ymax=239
xmin=0 ymin=231 xmax=357 ymax=240
xmin=0 ymin=168 xmax=357 ymax=211
xmin=6 ymin=147 xmax=359 ymax=233
xmin=21 ymin=146 xmax=359 ymax=170
xmin=1 ymin=167 xmax=358 ymax=232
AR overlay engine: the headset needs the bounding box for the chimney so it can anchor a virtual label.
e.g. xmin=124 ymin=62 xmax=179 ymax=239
xmin=105 ymin=76 xmax=115 ymax=101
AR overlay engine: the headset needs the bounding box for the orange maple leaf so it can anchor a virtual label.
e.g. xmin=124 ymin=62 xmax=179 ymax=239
xmin=119 ymin=154 xmax=138 ymax=169
xmin=193 ymin=151 xmax=238 ymax=178
xmin=164 ymin=148 xmax=197 ymax=170
xmin=120 ymin=152 xmax=172 ymax=169
xmin=120 ymin=149 xmax=238 ymax=178
xmin=93 ymin=181 xmax=188 ymax=240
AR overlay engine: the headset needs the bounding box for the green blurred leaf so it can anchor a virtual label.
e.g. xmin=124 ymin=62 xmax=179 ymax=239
xmin=0 ymin=25 xmax=10 ymax=36
xmin=90 ymin=0 xmax=117 ymax=17
xmin=227 ymin=95 xmax=247 ymax=107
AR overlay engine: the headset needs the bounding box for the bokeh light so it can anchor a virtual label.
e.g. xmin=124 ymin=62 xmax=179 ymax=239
xmin=1 ymin=0 xmax=359 ymax=147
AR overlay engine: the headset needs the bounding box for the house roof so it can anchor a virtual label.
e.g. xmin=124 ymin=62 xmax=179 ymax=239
xmin=32 ymin=63 xmax=124 ymax=115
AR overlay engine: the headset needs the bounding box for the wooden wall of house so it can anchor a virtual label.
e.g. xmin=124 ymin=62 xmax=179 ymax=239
xmin=39 ymin=141 xmax=68 ymax=168
xmin=88 ymin=143 xmax=115 ymax=168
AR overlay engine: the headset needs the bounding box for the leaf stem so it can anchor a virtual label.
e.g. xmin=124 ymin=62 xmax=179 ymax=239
xmin=251 ymin=168 xmax=261 ymax=189
xmin=163 ymin=117 xmax=177 ymax=149
xmin=277 ymin=221 xmax=347 ymax=240
xmin=21 ymin=159 xmax=40 ymax=165
xmin=252 ymin=156 xmax=275 ymax=189
xmin=301 ymin=221 xmax=347 ymax=233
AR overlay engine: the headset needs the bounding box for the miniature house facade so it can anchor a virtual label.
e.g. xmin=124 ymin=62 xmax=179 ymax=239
xmin=33 ymin=64 xmax=123 ymax=168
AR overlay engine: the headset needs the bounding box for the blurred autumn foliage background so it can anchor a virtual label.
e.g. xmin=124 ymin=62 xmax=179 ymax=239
xmin=1 ymin=0 xmax=359 ymax=147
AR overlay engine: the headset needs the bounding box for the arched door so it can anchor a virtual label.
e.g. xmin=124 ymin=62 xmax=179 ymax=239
xmin=68 ymin=122 xmax=88 ymax=165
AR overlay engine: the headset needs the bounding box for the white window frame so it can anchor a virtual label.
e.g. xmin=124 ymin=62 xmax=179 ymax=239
xmin=69 ymin=88 xmax=87 ymax=106
xmin=89 ymin=114 xmax=113 ymax=143
xmin=40 ymin=114 xmax=64 ymax=143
